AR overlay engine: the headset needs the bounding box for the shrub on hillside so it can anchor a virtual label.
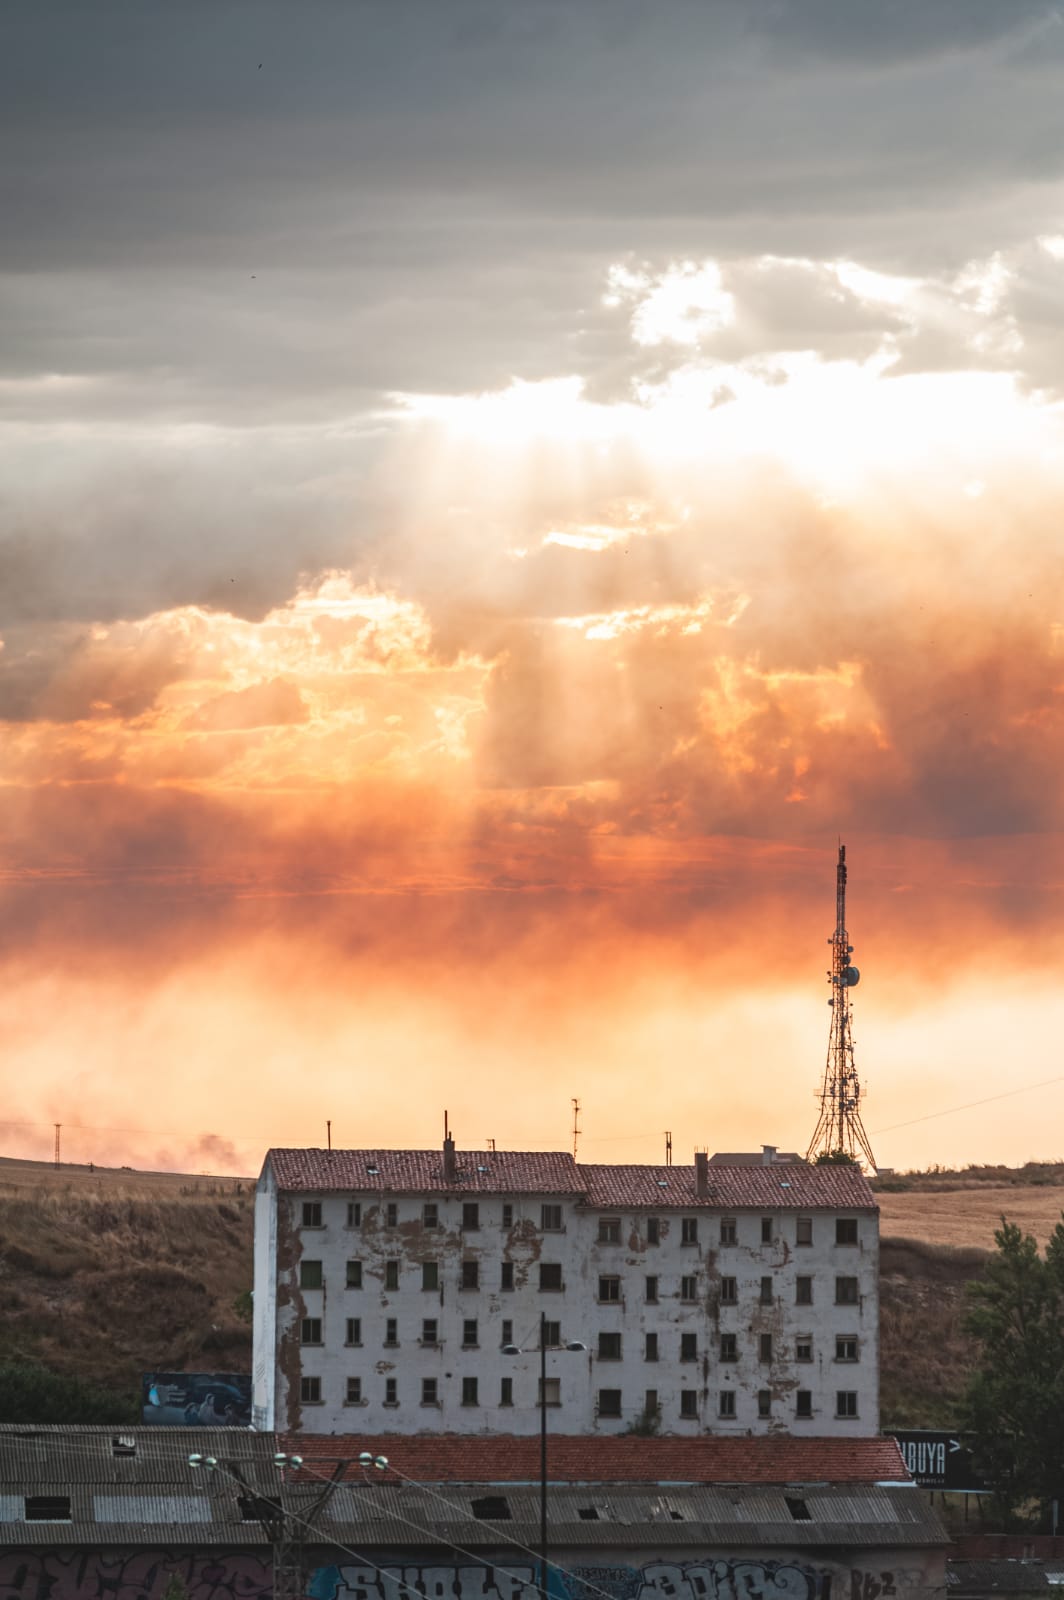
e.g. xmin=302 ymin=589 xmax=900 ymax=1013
xmin=0 ymin=1360 xmax=137 ymax=1424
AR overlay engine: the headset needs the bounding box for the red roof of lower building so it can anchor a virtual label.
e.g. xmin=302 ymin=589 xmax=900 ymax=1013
xmin=280 ymin=1434 xmax=908 ymax=1487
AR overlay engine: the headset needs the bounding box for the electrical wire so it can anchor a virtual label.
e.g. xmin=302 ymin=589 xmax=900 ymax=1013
xmin=871 ymin=1073 xmax=1064 ymax=1136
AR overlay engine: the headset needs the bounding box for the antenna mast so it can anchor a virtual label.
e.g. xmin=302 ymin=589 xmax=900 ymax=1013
xmin=806 ymin=844 xmax=877 ymax=1170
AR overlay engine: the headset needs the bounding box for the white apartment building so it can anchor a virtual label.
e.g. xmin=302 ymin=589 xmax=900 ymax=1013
xmin=252 ymin=1141 xmax=878 ymax=1437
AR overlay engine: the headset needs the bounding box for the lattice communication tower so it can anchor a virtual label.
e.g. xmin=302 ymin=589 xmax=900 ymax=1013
xmin=806 ymin=844 xmax=877 ymax=1170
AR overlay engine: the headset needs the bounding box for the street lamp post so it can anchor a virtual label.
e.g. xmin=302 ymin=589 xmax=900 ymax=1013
xmin=503 ymin=1315 xmax=586 ymax=1600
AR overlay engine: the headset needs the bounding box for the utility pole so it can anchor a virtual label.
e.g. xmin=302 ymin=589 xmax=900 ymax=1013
xmin=189 ymin=1451 xmax=345 ymax=1600
xmin=806 ymin=845 xmax=876 ymax=1169
xmin=571 ymin=1098 xmax=580 ymax=1160
xmin=539 ymin=1311 xmax=548 ymax=1600
xmin=54 ymin=1125 xmax=61 ymax=1170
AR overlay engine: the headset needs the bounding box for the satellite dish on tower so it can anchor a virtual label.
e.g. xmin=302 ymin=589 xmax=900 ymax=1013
xmin=844 ymin=966 xmax=860 ymax=987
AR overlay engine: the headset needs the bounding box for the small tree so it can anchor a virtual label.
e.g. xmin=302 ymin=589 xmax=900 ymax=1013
xmin=814 ymin=1149 xmax=859 ymax=1166
xmin=963 ymin=1217 xmax=1064 ymax=1523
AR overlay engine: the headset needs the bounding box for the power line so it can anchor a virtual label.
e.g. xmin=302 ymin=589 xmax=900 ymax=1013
xmin=871 ymin=1073 xmax=1064 ymax=1136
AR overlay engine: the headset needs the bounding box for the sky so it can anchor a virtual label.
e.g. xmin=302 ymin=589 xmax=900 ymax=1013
xmin=3 ymin=1 xmax=1064 ymax=1176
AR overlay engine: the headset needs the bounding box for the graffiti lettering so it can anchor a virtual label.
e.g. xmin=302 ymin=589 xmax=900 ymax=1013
xmin=0 ymin=1553 xmax=271 ymax=1600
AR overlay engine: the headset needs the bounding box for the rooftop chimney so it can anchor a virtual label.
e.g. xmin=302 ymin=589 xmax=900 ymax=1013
xmin=443 ymin=1136 xmax=457 ymax=1184
xmin=762 ymin=1144 xmax=777 ymax=1166
xmin=694 ymin=1151 xmax=709 ymax=1197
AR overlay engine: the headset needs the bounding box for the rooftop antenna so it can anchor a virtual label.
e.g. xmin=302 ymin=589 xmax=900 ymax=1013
xmin=665 ymin=1131 xmax=672 ymax=1167
xmin=571 ymin=1098 xmax=581 ymax=1160
xmin=326 ymin=1120 xmax=331 ymax=1152
xmin=806 ymin=843 xmax=877 ymax=1170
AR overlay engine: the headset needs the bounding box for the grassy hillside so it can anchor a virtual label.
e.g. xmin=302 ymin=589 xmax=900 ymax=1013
xmin=0 ymin=1161 xmax=253 ymax=1399
xmin=0 ymin=1155 xmax=1058 ymax=1427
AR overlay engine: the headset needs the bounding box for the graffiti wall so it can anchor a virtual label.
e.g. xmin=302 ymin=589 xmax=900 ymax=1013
xmin=0 ymin=1552 xmax=270 ymax=1600
xmin=141 ymin=1373 xmax=252 ymax=1427
xmin=0 ymin=1553 xmax=938 ymax=1600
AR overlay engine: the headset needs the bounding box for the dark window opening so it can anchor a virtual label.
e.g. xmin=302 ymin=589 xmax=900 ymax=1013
xmin=472 ymin=1495 xmax=512 ymax=1521
xmin=25 ymin=1496 xmax=71 ymax=1522
xmin=578 ymin=1507 xmax=600 ymax=1520
xmin=786 ymin=1496 xmax=812 ymax=1521
xmin=302 ymin=1201 xmax=322 ymax=1228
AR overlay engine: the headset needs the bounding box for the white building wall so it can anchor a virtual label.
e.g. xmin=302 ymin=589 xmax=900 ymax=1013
xmin=251 ymin=1161 xmax=278 ymax=1430
xmin=265 ymin=1179 xmax=878 ymax=1436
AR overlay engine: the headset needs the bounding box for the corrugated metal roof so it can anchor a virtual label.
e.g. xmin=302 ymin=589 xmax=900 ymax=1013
xmin=264 ymin=1150 xmax=877 ymax=1210
xmin=92 ymin=1493 xmax=213 ymax=1523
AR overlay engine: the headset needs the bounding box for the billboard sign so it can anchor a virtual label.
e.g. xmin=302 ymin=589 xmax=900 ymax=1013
xmin=890 ymin=1430 xmax=987 ymax=1491
xmin=142 ymin=1372 xmax=252 ymax=1426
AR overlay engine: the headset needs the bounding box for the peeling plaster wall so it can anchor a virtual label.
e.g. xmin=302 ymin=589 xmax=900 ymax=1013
xmin=262 ymin=1179 xmax=879 ymax=1436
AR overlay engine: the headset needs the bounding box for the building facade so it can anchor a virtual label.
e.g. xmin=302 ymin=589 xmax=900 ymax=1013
xmin=253 ymin=1142 xmax=878 ymax=1436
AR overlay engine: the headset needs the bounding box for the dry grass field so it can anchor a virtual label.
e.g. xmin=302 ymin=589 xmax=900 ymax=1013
xmin=879 ymin=1186 xmax=1064 ymax=1249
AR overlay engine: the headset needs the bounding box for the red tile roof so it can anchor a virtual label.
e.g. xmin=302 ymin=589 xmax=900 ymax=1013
xmin=281 ymin=1434 xmax=909 ymax=1487
xmin=578 ymin=1162 xmax=877 ymax=1211
xmin=266 ymin=1150 xmax=876 ymax=1210
xmin=266 ymin=1149 xmax=583 ymax=1195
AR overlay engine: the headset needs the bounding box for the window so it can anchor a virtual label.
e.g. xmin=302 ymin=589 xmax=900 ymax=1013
xmin=462 ymin=1202 xmax=480 ymax=1230
xmin=786 ymin=1496 xmax=812 ymax=1521
xmin=758 ymin=1390 xmax=771 ymax=1418
xmin=759 ymin=1332 xmax=773 ymax=1362
xmin=719 ymin=1276 xmax=737 ymax=1304
xmin=680 ymin=1390 xmax=698 ymax=1419
xmin=647 ymin=1216 xmax=660 ymax=1245
xmin=598 ymin=1216 xmax=621 ymax=1244
xmin=422 ymin=1377 xmax=439 ymax=1405
xmin=384 ymin=1259 xmax=399 ymax=1291
xmin=300 ymin=1377 xmax=322 ymax=1404
xmin=796 ymin=1336 xmax=813 ymax=1362
xmin=599 ymin=1331 xmax=622 ymax=1360
xmin=421 ymin=1262 xmax=439 ymax=1291
xmin=24 ymin=1496 xmax=71 ymax=1522
xmin=501 ymin=1319 xmax=513 ymax=1346
xmin=539 ymin=1377 xmax=561 ymax=1406
xmin=472 ymin=1495 xmax=512 ymax=1520
xmin=502 ymin=1203 xmax=514 ymax=1228
xmin=346 ymin=1377 xmax=362 ymax=1404
xmin=300 ymin=1317 xmax=322 ymax=1344
xmin=423 ymin=1202 xmax=438 ymax=1227
xmin=680 ymin=1275 xmax=698 ymax=1302
xmin=500 ymin=1377 xmax=513 ymax=1406
xmin=761 ymin=1216 xmax=773 ymax=1244
xmin=385 ymin=1317 xmax=398 ymax=1345
xmin=797 ymin=1216 xmax=813 ymax=1246
xmin=836 ymin=1390 xmax=859 ymax=1417
xmin=645 ymin=1331 xmax=659 ymax=1361
xmin=836 ymin=1276 xmax=859 ymax=1305
xmin=385 ymin=1202 xmax=398 ymax=1227
xmin=718 ymin=1390 xmax=736 ymax=1418
xmin=461 ymin=1259 xmax=479 ymax=1290
xmin=759 ymin=1275 xmax=773 ymax=1305
xmin=644 ymin=1388 xmax=659 ymax=1418
xmin=796 ymin=1276 xmax=813 ymax=1305
xmin=598 ymin=1275 xmax=621 ymax=1302
xmin=836 ymin=1217 xmax=859 ymax=1245
xmin=421 ymin=1318 xmax=438 ymax=1345
xmin=345 ymin=1317 xmax=361 ymax=1346
xmin=542 ymin=1320 xmax=561 ymax=1347
xmin=347 ymin=1201 xmax=362 ymax=1227
xmin=345 ymin=1259 xmax=362 ymax=1289
xmin=540 ymin=1262 xmax=563 ymax=1291
xmin=501 ymin=1261 xmax=515 ymax=1291
xmin=836 ymin=1335 xmax=858 ymax=1362
xmin=302 ymin=1201 xmax=322 ymax=1228
xmin=300 ymin=1260 xmax=322 ymax=1290
xmin=720 ymin=1332 xmax=737 ymax=1361
xmin=681 ymin=1217 xmax=698 ymax=1245
xmin=796 ymin=1389 xmax=812 ymax=1417
xmin=720 ymin=1217 xmax=737 ymax=1246
xmin=463 ymin=1318 xmax=479 ymax=1347
xmin=598 ymin=1389 xmax=622 ymax=1417
xmin=385 ymin=1378 xmax=397 ymax=1405
xmin=646 ymin=1275 xmax=659 ymax=1302
xmin=680 ymin=1332 xmax=697 ymax=1362
xmin=541 ymin=1203 xmax=563 ymax=1231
